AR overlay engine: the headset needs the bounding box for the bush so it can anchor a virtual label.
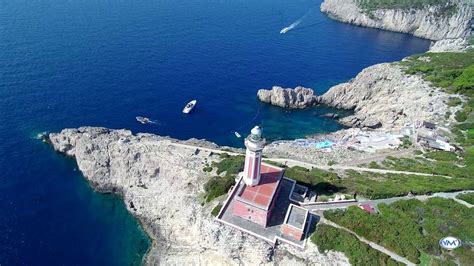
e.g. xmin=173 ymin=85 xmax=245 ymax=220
xmin=456 ymin=192 xmax=474 ymax=205
xmin=424 ymin=151 xmax=458 ymax=162
xmin=203 ymin=166 xmax=213 ymax=172
xmin=211 ymin=204 xmax=223 ymax=217
xmin=311 ymin=224 xmax=399 ymax=266
xmin=324 ymin=198 xmax=474 ymax=265
xmin=455 ymin=110 xmax=468 ymax=122
xmin=447 ymin=97 xmax=462 ymax=107
xmin=204 ymin=175 xmax=235 ymax=202
xmin=212 ymin=155 xmax=244 ymax=176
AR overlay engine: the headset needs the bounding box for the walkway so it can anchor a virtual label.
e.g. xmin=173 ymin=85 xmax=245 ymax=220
xmin=168 ymin=141 xmax=450 ymax=178
xmin=307 ymin=190 xmax=474 ymax=212
xmin=266 ymin=158 xmax=452 ymax=178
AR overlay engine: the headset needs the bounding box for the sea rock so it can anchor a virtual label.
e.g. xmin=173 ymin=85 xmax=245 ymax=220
xmin=429 ymin=38 xmax=471 ymax=53
xmin=319 ymin=63 xmax=451 ymax=130
xmin=257 ymin=86 xmax=318 ymax=108
xmin=320 ymin=0 xmax=472 ymax=41
xmin=48 ymin=127 xmax=349 ymax=265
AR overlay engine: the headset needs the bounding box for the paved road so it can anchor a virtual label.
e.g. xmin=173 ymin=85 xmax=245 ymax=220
xmin=306 ymin=190 xmax=474 ymax=212
xmin=169 ymin=142 xmax=451 ymax=178
xmin=319 ymin=217 xmax=416 ymax=266
xmin=266 ymin=158 xmax=451 ymax=178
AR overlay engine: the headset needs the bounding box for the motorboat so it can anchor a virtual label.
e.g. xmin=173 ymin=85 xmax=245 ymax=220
xmin=136 ymin=116 xmax=151 ymax=124
xmin=280 ymin=27 xmax=291 ymax=34
xmin=182 ymin=100 xmax=197 ymax=114
xmin=234 ymin=132 xmax=241 ymax=138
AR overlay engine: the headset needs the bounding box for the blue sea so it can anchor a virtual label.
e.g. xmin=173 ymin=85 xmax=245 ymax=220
xmin=0 ymin=0 xmax=430 ymax=264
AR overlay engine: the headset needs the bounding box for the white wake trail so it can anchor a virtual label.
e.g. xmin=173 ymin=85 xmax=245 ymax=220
xmin=280 ymin=8 xmax=313 ymax=34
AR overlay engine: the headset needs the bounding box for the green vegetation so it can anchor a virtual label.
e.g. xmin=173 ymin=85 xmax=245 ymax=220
xmin=456 ymin=192 xmax=474 ymax=204
xmin=447 ymin=97 xmax=462 ymax=107
xmin=424 ymin=151 xmax=458 ymax=161
xmin=324 ymin=198 xmax=474 ymax=265
xmin=400 ymin=136 xmax=412 ymax=149
xmin=311 ymin=224 xmax=400 ymax=266
xmin=456 ymin=110 xmax=468 ymax=122
xmin=284 ymin=165 xmax=474 ymax=199
xmin=213 ymin=153 xmax=245 ymax=176
xmin=344 ymin=170 xmax=474 ymax=199
xmin=376 ymin=154 xmax=471 ymax=178
xmin=284 ymin=166 xmax=340 ymax=194
xmin=355 ymin=0 xmax=458 ymax=16
xmin=211 ymin=204 xmax=223 ymax=217
xmin=402 ymin=50 xmax=474 ymax=95
xmin=203 ymin=175 xmax=234 ymax=202
xmin=203 ymin=154 xmax=244 ymax=202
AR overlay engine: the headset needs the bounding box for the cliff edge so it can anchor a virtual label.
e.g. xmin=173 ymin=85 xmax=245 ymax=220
xmin=320 ymin=0 xmax=472 ymax=41
xmin=319 ymin=63 xmax=453 ymax=129
xmin=48 ymin=127 xmax=348 ymax=265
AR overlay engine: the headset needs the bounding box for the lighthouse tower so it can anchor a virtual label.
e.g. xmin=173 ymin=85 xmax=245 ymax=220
xmin=242 ymin=126 xmax=265 ymax=187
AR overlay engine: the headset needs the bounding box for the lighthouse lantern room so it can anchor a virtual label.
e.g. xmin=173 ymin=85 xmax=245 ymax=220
xmin=242 ymin=126 xmax=265 ymax=187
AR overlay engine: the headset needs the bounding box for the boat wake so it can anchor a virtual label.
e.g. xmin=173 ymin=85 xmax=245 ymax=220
xmin=280 ymin=9 xmax=313 ymax=34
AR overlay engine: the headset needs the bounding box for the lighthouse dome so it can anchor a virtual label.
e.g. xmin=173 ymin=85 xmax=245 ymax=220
xmin=251 ymin=126 xmax=262 ymax=137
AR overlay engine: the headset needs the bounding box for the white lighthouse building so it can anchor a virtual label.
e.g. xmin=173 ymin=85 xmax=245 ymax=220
xmin=242 ymin=126 xmax=265 ymax=186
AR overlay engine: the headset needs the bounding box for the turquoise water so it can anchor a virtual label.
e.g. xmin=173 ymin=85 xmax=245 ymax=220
xmin=0 ymin=0 xmax=430 ymax=264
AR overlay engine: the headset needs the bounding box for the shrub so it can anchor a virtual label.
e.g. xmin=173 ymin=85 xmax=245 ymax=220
xmin=447 ymin=97 xmax=462 ymax=107
xmin=456 ymin=192 xmax=474 ymax=205
xmin=212 ymin=155 xmax=244 ymax=176
xmin=203 ymin=166 xmax=213 ymax=172
xmin=211 ymin=204 xmax=223 ymax=217
xmin=204 ymin=175 xmax=235 ymax=202
xmin=455 ymin=110 xmax=468 ymax=122
xmin=324 ymin=198 xmax=474 ymax=264
xmin=311 ymin=224 xmax=399 ymax=266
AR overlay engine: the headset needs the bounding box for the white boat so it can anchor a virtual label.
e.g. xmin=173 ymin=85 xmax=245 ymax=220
xmin=280 ymin=27 xmax=291 ymax=34
xmin=182 ymin=100 xmax=197 ymax=114
xmin=234 ymin=132 xmax=241 ymax=138
xmin=136 ymin=116 xmax=151 ymax=124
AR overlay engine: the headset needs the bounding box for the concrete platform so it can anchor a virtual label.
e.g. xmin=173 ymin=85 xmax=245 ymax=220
xmin=217 ymin=177 xmax=314 ymax=248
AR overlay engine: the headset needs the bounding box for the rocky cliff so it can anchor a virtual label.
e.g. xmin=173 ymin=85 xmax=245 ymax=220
xmin=320 ymin=0 xmax=472 ymax=41
xmin=257 ymin=86 xmax=318 ymax=108
xmin=48 ymin=127 xmax=348 ymax=265
xmin=319 ymin=63 xmax=452 ymax=129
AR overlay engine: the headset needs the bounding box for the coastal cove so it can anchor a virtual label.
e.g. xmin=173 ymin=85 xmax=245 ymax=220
xmin=0 ymin=0 xmax=434 ymax=265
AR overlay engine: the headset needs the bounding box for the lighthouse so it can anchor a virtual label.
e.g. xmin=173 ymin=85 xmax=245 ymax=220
xmin=242 ymin=126 xmax=265 ymax=186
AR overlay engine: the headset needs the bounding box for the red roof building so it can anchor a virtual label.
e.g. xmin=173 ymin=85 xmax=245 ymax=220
xmin=232 ymin=163 xmax=284 ymax=227
xmin=359 ymin=203 xmax=376 ymax=214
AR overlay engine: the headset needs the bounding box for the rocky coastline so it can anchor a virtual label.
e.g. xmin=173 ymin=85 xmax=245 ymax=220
xmin=320 ymin=0 xmax=472 ymax=41
xmin=257 ymin=86 xmax=318 ymax=108
xmin=258 ymin=63 xmax=455 ymax=130
xmin=46 ymin=3 xmax=473 ymax=264
xmin=48 ymin=127 xmax=348 ymax=265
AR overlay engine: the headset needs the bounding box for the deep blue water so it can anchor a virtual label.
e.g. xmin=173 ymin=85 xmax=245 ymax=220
xmin=0 ymin=0 xmax=430 ymax=264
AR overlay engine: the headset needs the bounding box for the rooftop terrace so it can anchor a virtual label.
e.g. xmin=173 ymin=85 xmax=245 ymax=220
xmin=235 ymin=163 xmax=284 ymax=210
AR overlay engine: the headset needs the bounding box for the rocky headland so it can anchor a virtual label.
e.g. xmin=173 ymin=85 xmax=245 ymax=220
xmin=320 ymin=0 xmax=472 ymax=41
xmin=258 ymin=64 xmax=454 ymax=130
xmin=257 ymin=86 xmax=318 ymax=108
xmin=319 ymin=63 xmax=453 ymax=129
xmin=48 ymin=127 xmax=348 ymax=265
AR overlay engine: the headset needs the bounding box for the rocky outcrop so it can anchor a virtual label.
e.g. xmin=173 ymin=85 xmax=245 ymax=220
xmin=429 ymin=38 xmax=471 ymax=52
xmin=48 ymin=127 xmax=349 ymax=265
xmin=257 ymin=86 xmax=318 ymax=108
xmin=319 ymin=63 xmax=451 ymax=129
xmin=320 ymin=0 xmax=472 ymax=41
